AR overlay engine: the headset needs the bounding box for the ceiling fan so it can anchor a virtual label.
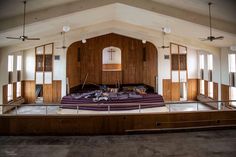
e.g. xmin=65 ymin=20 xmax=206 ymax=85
xmin=6 ymin=1 xmax=40 ymax=41
xmin=56 ymin=31 xmax=67 ymax=49
xmin=201 ymin=2 xmax=224 ymax=42
xmin=159 ymin=28 xmax=170 ymax=49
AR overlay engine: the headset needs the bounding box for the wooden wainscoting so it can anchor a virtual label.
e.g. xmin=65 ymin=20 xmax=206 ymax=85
xmin=213 ymin=82 xmax=218 ymax=101
xmin=43 ymin=84 xmax=53 ymax=103
xmin=163 ymin=79 xmax=171 ymax=101
xmin=22 ymin=80 xmax=61 ymax=104
xmin=187 ymin=79 xmax=198 ymax=101
xmin=52 ymin=80 xmax=62 ymax=103
xmin=221 ymin=84 xmax=229 ymax=102
xmin=171 ymin=82 xmax=180 ymax=101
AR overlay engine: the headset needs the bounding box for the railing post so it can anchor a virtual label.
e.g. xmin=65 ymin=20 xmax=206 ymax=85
xmin=197 ymin=102 xmax=199 ymax=111
xmin=46 ymin=105 xmax=48 ymax=115
xmin=107 ymin=104 xmax=110 ymax=113
xmin=77 ymin=105 xmax=79 ymax=115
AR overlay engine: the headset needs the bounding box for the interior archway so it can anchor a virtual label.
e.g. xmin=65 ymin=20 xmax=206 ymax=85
xmin=66 ymin=33 xmax=158 ymax=93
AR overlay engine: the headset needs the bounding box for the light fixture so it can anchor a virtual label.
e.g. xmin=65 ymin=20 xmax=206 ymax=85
xmin=62 ymin=26 xmax=70 ymax=32
xmin=142 ymin=40 xmax=147 ymax=44
xmin=230 ymin=45 xmax=236 ymax=51
xmin=82 ymin=39 xmax=87 ymax=43
xmin=163 ymin=27 xmax=171 ymax=34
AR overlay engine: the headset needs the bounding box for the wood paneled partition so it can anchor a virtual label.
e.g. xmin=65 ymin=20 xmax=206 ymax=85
xmin=22 ymin=80 xmax=36 ymax=104
xmin=67 ymin=33 xmax=157 ymax=89
xmin=221 ymin=84 xmax=229 ymax=102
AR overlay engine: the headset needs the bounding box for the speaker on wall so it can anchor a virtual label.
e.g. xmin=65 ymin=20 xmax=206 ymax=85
xmin=78 ymin=47 xmax=81 ymax=62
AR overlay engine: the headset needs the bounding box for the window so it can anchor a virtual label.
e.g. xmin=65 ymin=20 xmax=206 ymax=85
xmin=7 ymin=84 xmax=13 ymax=102
xmin=17 ymin=82 xmax=21 ymax=98
xmin=207 ymin=54 xmax=213 ymax=98
xmin=199 ymin=54 xmax=205 ymax=95
xmin=208 ymin=82 xmax=213 ymax=98
xmin=200 ymin=80 xmax=205 ymax=95
xmin=207 ymin=54 xmax=213 ymax=71
xmin=8 ymin=55 xmax=14 ymax=101
xmin=228 ymin=54 xmax=236 ymax=73
xmin=16 ymin=55 xmax=22 ymax=97
xmin=199 ymin=54 xmax=204 ymax=70
xmin=228 ymin=54 xmax=236 ymax=106
xmin=230 ymin=87 xmax=236 ymax=107
xmin=8 ymin=55 xmax=14 ymax=72
xmin=102 ymin=46 xmax=121 ymax=71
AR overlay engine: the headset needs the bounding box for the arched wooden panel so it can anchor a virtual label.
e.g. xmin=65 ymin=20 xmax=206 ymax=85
xmin=66 ymin=33 xmax=157 ymax=89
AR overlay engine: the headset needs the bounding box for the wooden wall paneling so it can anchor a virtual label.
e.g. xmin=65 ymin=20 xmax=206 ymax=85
xmin=204 ymin=80 xmax=208 ymax=97
xmin=197 ymin=79 xmax=200 ymax=95
xmin=67 ymin=33 xmax=157 ymax=89
xmin=163 ymin=79 xmax=171 ymax=101
xmin=2 ymin=85 xmax=8 ymax=104
xmin=66 ymin=43 xmax=81 ymax=88
xmin=102 ymin=71 xmax=122 ymax=85
xmin=23 ymin=80 xmax=35 ymax=104
xmin=171 ymin=82 xmax=180 ymax=101
xmin=13 ymin=82 xmax=16 ymax=101
xmin=213 ymin=82 xmax=218 ymax=101
xmin=221 ymin=84 xmax=229 ymax=102
xmin=143 ymin=43 xmax=157 ymax=87
xmin=187 ymin=79 xmax=198 ymax=100
xmin=52 ymin=80 xmax=62 ymax=103
xmin=1 ymin=111 xmax=236 ymax=135
xmin=43 ymin=84 xmax=53 ymax=103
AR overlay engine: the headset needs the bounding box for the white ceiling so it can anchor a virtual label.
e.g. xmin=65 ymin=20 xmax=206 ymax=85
xmin=0 ymin=0 xmax=78 ymax=20
xmin=0 ymin=1 xmax=235 ymax=49
xmin=152 ymin=0 xmax=236 ymax=24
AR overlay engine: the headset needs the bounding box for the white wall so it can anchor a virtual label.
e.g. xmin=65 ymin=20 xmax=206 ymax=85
xmin=157 ymin=48 xmax=171 ymax=94
xmin=188 ymin=48 xmax=198 ymax=79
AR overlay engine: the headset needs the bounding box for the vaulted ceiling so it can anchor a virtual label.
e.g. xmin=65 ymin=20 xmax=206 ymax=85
xmin=0 ymin=0 xmax=235 ymax=49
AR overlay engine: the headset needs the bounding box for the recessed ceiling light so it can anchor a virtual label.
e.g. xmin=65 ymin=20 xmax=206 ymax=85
xmin=62 ymin=26 xmax=70 ymax=32
xmin=142 ymin=40 xmax=147 ymax=44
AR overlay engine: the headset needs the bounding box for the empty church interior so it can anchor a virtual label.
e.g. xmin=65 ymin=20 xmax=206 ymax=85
xmin=0 ymin=0 xmax=236 ymax=156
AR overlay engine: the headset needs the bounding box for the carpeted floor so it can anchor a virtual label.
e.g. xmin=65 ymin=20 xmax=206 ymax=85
xmin=0 ymin=129 xmax=236 ymax=157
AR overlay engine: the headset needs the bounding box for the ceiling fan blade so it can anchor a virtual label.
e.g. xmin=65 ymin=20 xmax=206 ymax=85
xmin=200 ymin=38 xmax=209 ymax=41
xmin=214 ymin=36 xmax=224 ymax=40
xmin=6 ymin=37 xmax=21 ymax=40
xmin=158 ymin=46 xmax=170 ymax=49
xmin=26 ymin=37 xmax=40 ymax=40
xmin=56 ymin=46 xmax=67 ymax=49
